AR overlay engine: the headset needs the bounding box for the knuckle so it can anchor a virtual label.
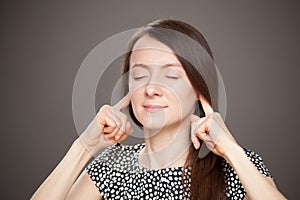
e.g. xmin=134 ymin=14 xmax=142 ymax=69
xmin=206 ymin=113 xmax=213 ymax=118
xmin=112 ymin=109 xmax=121 ymax=117
xmin=96 ymin=114 xmax=104 ymax=124
xmin=213 ymin=112 xmax=221 ymax=118
xmin=100 ymin=104 xmax=112 ymax=112
xmin=97 ymin=111 xmax=108 ymax=120
xmin=116 ymin=121 xmax=121 ymax=127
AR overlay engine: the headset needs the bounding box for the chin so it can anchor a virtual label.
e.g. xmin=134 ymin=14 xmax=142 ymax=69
xmin=141 ymin=117 xmax=184 ymax=131
xmin=140 ymin=118 xmax=166 ymax=130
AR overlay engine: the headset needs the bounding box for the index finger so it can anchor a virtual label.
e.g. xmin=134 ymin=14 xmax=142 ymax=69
xmin=199 ymin=94 xmax=214 ymax=115
xmin=112 ymin=92 xmax=132 ymax=111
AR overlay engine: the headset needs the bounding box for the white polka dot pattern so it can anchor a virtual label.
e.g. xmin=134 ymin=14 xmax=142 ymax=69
xmin=85 ymin=143 xmax=271 ymax=199
xmin=223 ymin=148 xmax=272 ymax=199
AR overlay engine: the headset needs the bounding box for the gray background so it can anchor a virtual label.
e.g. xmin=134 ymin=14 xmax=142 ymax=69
xmin=1 ymin=1 xmax=299 ymax=199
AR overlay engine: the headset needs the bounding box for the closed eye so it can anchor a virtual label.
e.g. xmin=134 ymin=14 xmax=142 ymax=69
xmin=165 ymin=76 xmax=179 ymax=79
xmin=133 ymin=76 xmax=147 ymax=80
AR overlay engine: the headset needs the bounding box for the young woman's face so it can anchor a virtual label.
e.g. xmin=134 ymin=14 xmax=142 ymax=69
xmin=129 ymin=35 xmax=198 ymax=130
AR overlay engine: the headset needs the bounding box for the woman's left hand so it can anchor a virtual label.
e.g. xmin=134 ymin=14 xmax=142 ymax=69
xmin=190 ymin=95 xmax=239 ymax=157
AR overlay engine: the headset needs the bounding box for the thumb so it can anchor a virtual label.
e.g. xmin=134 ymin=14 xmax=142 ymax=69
xmin=190 ymin=114 xmax=211 ymax=158
xmin=190 ymin=114 xmax=201 ymax=149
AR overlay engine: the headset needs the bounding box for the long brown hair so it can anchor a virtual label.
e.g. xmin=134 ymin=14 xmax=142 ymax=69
xmin=122 ymin=19 xmax=226 ymax=199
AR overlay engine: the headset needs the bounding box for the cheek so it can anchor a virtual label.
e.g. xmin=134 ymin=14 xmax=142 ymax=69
xmin=129 ymin=79 xmax=146 ymax=93
xmin=129 ymin=87 xmax=144 ymax=110
xmin=130 ymin=93 xmax=140 ymax=108
xmin=170 ymin=82 xmax=197 ymax=101
xmin=168 ymin=83 xmax=197 ymax=113
xmin=130 ymin=94 xmax=141 ymax=123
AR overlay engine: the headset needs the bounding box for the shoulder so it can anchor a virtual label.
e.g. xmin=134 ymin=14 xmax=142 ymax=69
xmin=85 ymin=142 xmax=144 ymax=173
xmin=84 ymin=143 xmax=144 ymax=197
xmin=95 ymin=142 xmax=144 ymax=160
xmin=222 ymin=147 xmax=272 ymax=199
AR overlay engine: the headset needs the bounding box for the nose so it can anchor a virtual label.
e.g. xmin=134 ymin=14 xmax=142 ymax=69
xmin=145 ymin=82 xmax=163 ymax=97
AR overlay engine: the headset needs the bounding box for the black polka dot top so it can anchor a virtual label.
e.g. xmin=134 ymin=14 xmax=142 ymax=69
xmin=85 ymin=143 xmax=272 ymax=199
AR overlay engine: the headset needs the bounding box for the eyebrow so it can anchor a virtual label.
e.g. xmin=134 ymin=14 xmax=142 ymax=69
xmin=131 ymin=63 xmax=182 ymax=69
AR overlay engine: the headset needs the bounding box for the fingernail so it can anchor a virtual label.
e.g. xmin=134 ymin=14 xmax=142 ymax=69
xmin=115 ymin=135 xmax=121 ymax=140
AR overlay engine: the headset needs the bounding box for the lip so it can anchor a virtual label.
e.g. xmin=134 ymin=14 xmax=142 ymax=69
xmin=143 ymin=104 xmax=168 ymax=112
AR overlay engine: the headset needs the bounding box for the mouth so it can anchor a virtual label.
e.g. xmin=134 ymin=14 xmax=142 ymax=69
xmin=143 ymin=104 xmax=168 ymax=112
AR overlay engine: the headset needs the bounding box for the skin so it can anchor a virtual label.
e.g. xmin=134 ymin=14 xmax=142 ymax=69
xmin=129 ymin=36 xmax=198 ymax=131
xmin=128 ymin=35 xmax=199 ymax=168
xmin=31 ymin=35 xmax=287 ymax=200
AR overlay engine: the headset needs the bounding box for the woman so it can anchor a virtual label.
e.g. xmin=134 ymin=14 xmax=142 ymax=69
xmin=32 ymin=19 xmax=286 ymax=199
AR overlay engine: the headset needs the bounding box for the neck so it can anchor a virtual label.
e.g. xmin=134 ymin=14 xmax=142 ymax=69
xmin=139 ymin=118 xmax=192 ymax=169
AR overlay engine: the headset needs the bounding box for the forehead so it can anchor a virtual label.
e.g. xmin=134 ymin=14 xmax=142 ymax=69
xmin=132 ymin=35 xmax=172 ymax=52
xmin=130 ymin=35 xmax=182 ymax=67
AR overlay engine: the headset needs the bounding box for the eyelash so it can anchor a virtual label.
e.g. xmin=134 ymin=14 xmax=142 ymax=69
xmin=134 ymin=76 xmax=179 ymax=80
xmin=165 ymin=76 xmax=179 ymax=79
xmin=133 ymin=76 xmax=147 ymax=80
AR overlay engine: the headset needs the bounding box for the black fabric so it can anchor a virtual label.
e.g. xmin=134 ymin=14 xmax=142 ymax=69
xmin=85 ymin=143 xmax=271 ymax=199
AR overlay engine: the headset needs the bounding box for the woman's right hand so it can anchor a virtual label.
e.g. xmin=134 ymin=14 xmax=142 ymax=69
xmin=78 ymin=93 xmax=133 ymax=155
